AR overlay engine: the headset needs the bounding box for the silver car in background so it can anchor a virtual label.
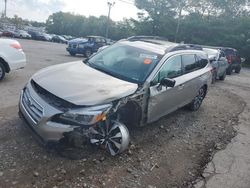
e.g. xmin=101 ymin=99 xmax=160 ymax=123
xmin=203 ymin=48 xmax=228 ymax=83
xmin=19 ymin=37 xmax=212 ymax=156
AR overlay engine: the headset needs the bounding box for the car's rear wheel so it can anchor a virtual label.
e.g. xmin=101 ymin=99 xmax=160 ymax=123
xmin=84 ymin=49 xmax=92 ymax=58
xmin=219 ymin=71 xmax=226 ymax=80
xmin=235 ymin=65 xmax=241 ymax=73
xmin=69 ymin=52 xmax=76 ymax=56
xmin=89 ymin=120 xmax=130 ymax=156
xmin=188 ymin=86 xmax=206 ymax=111
xmin=212 ymin=71 xmax=217 ymax=84
xmin=0 ymin=62 xmax=6 ymax=81
xmin=226 ymin=66 xmax=232 ymax=75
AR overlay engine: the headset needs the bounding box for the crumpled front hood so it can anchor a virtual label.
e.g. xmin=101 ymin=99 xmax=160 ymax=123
xmin=32 ymin=61 xmax=138 ymax=106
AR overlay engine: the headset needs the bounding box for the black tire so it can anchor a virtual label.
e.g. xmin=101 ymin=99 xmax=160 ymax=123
xmin=0 ymin=62 xmax=6 ymax=81
xmin=226 ymin=66 xmax=232 ymax=75
xmin=211 ymin=71 xmax=217 ymax=84
xmin=188 ymin=86 xmax=206 ymax=111
xmin=235 ymin=65 xmax=241 ymax=73
xmin=69 ymin=52 xmax=76 ymax=56
xmin=219 ymin=71 xmax=226 ymax=81
xmin=84 ymin=48 xmax=92 ymax=58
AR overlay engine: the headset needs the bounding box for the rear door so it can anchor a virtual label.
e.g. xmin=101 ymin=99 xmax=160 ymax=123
xmin=179 ymin=54 xmax=201 ymax=105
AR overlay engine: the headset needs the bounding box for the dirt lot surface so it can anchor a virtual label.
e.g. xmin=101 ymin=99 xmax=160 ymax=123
xmin=0 ymin=39 xmax=248 ymax=188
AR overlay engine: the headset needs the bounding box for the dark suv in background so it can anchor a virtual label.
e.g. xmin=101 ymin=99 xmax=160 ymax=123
xmin=221 ymin=48 xmax=242 ymax=75
xmin=66 ymin=36 xmax=107 ymax=57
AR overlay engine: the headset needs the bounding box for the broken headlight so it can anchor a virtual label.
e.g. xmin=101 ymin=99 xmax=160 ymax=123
xmin=59 ymin=104 xmax=112 ymax=125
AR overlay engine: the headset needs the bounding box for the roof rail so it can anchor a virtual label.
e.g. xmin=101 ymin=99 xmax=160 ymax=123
xmin=127 ymin=35 xmax=168 ymax=41
xmin=169 ymin=44 xmax=203 ymax=52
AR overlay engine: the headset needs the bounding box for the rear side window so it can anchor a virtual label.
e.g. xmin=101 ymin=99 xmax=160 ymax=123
xmin=197 ymin=54 xmax=208 ymax=68
xmin=95 ymin=38 xmax=102 ymax=43
xmin=182 ymin=54 xmax=199 ymax=74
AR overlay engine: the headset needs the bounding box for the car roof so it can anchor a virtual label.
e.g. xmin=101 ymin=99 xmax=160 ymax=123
xmin=202 ymin=45 xmax=236 ymax=51
xmin=119 ymin=37 xmax=208 ymax=56
xmin=119 ymin=40 xmax=173 ymax=55
xmin=87 ymin=36 xmax=105 ymax=38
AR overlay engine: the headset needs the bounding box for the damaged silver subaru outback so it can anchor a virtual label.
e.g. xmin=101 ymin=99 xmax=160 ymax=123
xmin=19 ymin=37 xmax=212 ymax=156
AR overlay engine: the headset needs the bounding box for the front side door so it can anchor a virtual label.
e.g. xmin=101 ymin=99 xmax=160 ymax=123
xmin=147 ymin=55 xmax=184 ymax=123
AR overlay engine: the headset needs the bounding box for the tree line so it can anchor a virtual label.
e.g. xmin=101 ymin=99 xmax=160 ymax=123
xmin=4 ymin=0 xmax=250 ymax=63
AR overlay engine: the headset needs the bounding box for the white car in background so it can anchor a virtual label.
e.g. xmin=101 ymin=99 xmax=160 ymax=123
xmin=0 ymin=39 xmax=26 ymax=80
xmin=14 ymin=30 xmax=31 ymax=39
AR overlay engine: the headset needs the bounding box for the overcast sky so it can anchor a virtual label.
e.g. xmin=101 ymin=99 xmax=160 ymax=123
xmin=0 ymin=0 xmax=139 ymax=22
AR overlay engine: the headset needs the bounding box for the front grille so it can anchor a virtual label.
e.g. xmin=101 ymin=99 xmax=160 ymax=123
xmin=22 ymin=88 xmax=43 ymax=124
xmin=31 ymin=80 xmax=78 ymax=111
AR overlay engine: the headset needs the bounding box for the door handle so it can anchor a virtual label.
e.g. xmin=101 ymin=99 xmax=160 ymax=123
xmin=178 ymin=84 xmax=184 ymax=90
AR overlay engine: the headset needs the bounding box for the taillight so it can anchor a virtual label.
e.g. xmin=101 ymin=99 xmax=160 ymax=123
xmin=10 ymin=42 xmax=22 ymax=50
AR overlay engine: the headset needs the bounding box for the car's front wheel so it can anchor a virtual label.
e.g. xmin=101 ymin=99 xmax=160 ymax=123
xmin=0 ymin=62 xmax=6 ymax=81
xmin=84 ymin=48 xmax=92 ymax=58
xmin=188 ymin=86 xmax=206 ymax=111
xmin=89 ymin=120 xmax=130 ymax=156
xmin=69 ymin=52 xmax=76 ymax=56
xmin=235 ymin=65 xmax=241 ymax=73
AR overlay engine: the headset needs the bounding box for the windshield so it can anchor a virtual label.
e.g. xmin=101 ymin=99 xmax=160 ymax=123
xmin=87 ymin=43 xmax=162 ymax=84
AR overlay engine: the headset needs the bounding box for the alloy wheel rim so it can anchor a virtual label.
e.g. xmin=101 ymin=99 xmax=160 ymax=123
xmin=89 ymin=120 xmax=129 ymax=156
xmin=194 ymin=88 xmax=205 ymax=110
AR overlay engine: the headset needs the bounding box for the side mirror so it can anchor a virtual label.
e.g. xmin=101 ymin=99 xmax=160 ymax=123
xmin=160 ymin=77 xmax=176 ymax=88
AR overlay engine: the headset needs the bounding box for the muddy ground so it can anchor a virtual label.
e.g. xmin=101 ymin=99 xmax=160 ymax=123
xmin=0 ymin=39 xmax=247 ymax=188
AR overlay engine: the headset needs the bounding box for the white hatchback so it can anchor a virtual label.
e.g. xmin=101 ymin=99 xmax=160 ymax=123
xmin=0 ymin=39 xmax=26 ymax=80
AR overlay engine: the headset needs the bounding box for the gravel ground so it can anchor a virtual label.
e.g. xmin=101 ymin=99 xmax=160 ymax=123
xmin=0 ymin=39 xmax=247 ymax=188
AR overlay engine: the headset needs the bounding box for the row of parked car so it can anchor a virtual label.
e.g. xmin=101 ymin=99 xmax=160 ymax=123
xmin=0 ymin=28 xmax=73 ymax=44
xmin=0 ymin=35 xmax=243 ymax=157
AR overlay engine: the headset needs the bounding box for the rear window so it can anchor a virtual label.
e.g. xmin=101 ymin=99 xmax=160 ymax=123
xmin=224 ymin=49 xmax=236 ymax=56
xmin=182 ymin=54 xmax=199 ymax=74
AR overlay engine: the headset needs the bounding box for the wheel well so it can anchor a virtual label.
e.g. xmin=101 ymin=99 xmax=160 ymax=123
xmin=116 ymin=101 xmax=142 ymax=128
xmin=203 ymin=84 xmax=208 ymax=97
xmin=0 ymin=57 xmax=10 ymax=73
